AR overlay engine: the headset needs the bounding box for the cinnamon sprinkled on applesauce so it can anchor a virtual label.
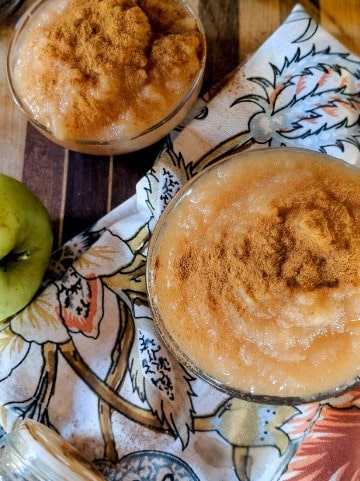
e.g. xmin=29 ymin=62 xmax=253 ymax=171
xmin=13 ymin=0 xmax=204 ymax=141
xmin=149 ymin=149 xmax=360 ymax=399
xmin=186 ymin=183 xmax=359 ymax=305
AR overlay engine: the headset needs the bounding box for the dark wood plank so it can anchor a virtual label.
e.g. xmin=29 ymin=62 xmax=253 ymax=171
xmin=23 ymin=124 xmax=66 ymax=249
xmin=280 ymin=0 xmax=320 ymax=22
xmin=320 ymin=0 xmax=360 ymax=56
xmin=111 ymin=139 xmax=165 ymax=210
xmin=62 ymin=152 xmax=110 ymax=243
xmin=199 ymin=0 xmax=239 ymax=90
xmin=238 ymin=0 xmax=281 ymax=63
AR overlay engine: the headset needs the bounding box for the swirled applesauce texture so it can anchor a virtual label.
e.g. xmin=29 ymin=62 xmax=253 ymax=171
xmin=13 ymin=0 xmax=204 ymax=141
xmin=149 ymin=149 xmax=360 ymax=399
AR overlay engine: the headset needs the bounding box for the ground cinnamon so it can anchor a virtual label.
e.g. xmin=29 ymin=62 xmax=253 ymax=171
xmin=149 ymin=150 xmax=360 ymax=398
xmin=14 ymin=0 xmax=204 ymax=140
xmin=176 ymin=178 xmax=360 ymax=312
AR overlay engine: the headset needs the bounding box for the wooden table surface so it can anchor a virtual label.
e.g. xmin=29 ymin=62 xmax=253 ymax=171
xmin=0 ymin=0 xmax=359 ymax=250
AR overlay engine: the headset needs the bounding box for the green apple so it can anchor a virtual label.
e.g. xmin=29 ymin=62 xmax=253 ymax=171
xmin=0 ymin=174 xmax=53 ymax=322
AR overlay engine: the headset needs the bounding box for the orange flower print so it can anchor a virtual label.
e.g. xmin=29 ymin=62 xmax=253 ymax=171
xmin=57 ymin=267 xmax=103 ymax=337
xmin=283 ymin=402 xmax=360 ymax=480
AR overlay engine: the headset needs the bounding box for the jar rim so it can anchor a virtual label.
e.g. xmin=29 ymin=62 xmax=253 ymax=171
xmin=11 ymin=419 xmax=105 ymax=481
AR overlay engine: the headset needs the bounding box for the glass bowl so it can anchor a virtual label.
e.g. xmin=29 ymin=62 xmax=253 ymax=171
xmin=146 ymin=147 xmax=360 ymax=405
xmin=7 ymin=0 xmax=206 ymax=155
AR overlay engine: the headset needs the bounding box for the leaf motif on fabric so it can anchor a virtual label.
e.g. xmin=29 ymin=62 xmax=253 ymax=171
xmin=128 ymin=317 xmax=195 ymax=448
xmin=280 ymin=402 xmax=321 ymax=440
xmin=187 ymin=47 xmax=360 ymax=174
xmin=10 ymin=283 xmax=70 ymax=344
xmin=283 ymin=6 xmax=318 ymax=43
xmin=56 ymin=266 xmax=104 ymax=338
xmin=279 ymin=89 xmax=360 ymax=140
xmin=74 ymin=230 xmax=134 ymax=277
xmin=126 ymin=224 xmax=151 ymax=256
xmin=3 ymin=343 xmax=58 ymax=429
xmin=0 ymin=405 xmax=22 ymax=434
xmin=48 ymin=229 xmax=106 ymax=282
xmin=48 ymin=245 xmax=78 ymax=281
xmin=102 ymin=250 xmax=148 ymax=304
xmin=100 ymin=223 xmax=155 ymax=309
xmin=140 ymin=137 xmax=188 ymax=224
xmin=139 ymin=168 xmax=160 ymax=230
xmin=229 ymin=46 xmax=360 ymax=155
xmin=324 ymin=386 xmax=360 ymax=409
xmin=0 ymin=323 xmax=30 ymax=381
xmin=74 ymin=226 xmax=106 ymax=252
xmin=160 ymin=136 xmax=191 ymax=184
xmin=284 ymin=405 xmax=360 ymax=480
xmin=195 ymin=398 xmax=297 ymax=455
xmin=194 ymin=105 xmax=209 ymax=120
xmin=157 ymin=166 xmax=181 ymax=210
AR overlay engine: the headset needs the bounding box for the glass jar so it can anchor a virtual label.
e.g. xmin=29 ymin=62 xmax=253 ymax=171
xmin=0 ymin=419 xmax=106 ymax=481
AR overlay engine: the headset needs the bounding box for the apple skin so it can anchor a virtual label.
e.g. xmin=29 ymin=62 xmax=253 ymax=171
xmin=0 ymin=174 xmax=53 ymax=322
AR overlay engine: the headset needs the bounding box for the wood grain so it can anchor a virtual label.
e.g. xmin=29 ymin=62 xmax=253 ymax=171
xmin=0 ymin=23 xmax=26 ymax=179
xmin=238 ymin=0 xmax=281 ymax=63
xmin=23 ymin=125 xmax=66 ymax=248
xmin=200 ymin=0 xmax=239 ymax=88
xmin=320 ymin=0 xmax=360 ymax=56
xmin=63 ymin=152 xmax=110 ymax=242
xmin=111 ymin=140 xmax=166 ymax=210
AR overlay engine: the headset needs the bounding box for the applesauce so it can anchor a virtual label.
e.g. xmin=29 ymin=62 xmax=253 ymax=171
xmin=147 ymin=148 xmax=360 ymax=402
xmin=8 ymin=0 xmax=205 ymax=154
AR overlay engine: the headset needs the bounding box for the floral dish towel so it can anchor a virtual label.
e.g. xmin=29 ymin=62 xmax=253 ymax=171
xmin=1 ymin=4 xmax=360 ymax=481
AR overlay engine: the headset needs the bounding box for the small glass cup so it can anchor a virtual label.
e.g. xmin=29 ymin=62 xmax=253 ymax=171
xmin=146 ymin=147 xmax=360 ymax=405
xmin=0 ymin=419 xmax=105 ymax=481
xmin=7 ymin=0 xmax=206 ymax=155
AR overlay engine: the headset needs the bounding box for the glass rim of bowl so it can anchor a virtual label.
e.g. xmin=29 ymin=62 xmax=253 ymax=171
xmin=146 ymin=147 xmax=360 ymax=406
xmin=6 ymin=0 xmax=207 ymax=151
